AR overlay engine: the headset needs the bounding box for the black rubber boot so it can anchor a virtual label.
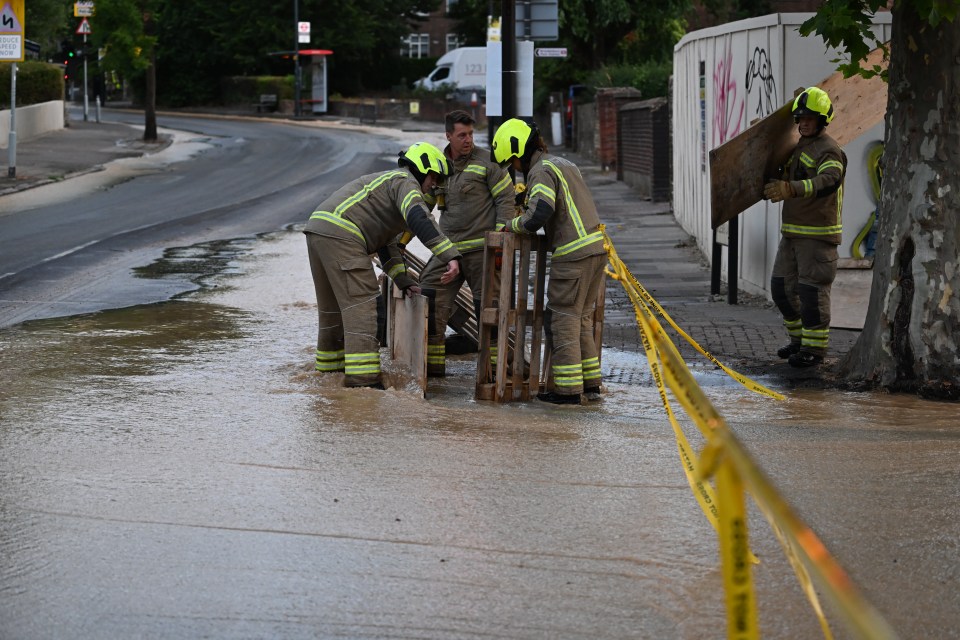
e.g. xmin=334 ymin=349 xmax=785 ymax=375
xmin=536 ymin=391 xmax=582 ymax=405
xmin=777 ymin=342 xmax=801 ymax=359
xmin=788 ymin=351 xmax=823 ymax=368
xmin=583 ymin=386 xmax=602 ymax=401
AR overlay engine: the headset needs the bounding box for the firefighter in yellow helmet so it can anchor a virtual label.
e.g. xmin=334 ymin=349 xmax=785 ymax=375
xmin=763 ymin=87 xmax=847 ymax=368
xmin=492 ymin=118 xmax=607 ymax=404
xmin=304 ymin=142 xmax=462 ymax=388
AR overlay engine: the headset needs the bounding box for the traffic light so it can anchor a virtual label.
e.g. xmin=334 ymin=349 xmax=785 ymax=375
xmin=60 ymin=40 xmax=77 ymax=80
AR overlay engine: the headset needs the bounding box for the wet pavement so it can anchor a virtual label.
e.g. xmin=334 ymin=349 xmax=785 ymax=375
xmin=1 ymin=109 xmax=858 ymax=386
xmin=1 ymin=109 xmax=958 ymax=639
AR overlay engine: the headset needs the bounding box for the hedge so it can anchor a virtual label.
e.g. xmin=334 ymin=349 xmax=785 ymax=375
xmin=0 ymin=61 xmax=65 ymax=107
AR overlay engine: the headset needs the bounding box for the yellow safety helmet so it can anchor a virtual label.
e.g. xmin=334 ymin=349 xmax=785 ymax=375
xmin=792 ymin=87 xmax=834 ymax=125
xmin=398 ymin=142 xmax=452 ymax=183
xmin=491 ymin=118 xmax=539 ymax=166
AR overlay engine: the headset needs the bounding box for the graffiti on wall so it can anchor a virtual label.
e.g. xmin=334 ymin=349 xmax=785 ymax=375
xmin=745 ymin=47 xmax=777 ymax=120
xmin=712 ymin=41 xmax=744 ymax=147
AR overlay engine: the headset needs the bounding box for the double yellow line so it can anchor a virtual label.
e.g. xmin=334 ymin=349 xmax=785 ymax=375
xmin=602 ymin=227 xmax=898 ymax=640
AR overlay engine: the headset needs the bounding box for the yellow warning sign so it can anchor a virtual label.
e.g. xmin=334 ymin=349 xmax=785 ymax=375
xmin=0 ymin=0 xmax=24 ymax=62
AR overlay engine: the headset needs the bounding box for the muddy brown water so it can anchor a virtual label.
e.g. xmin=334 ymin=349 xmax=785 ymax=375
xmin=0 ymin=229 xmax=957 ymax=639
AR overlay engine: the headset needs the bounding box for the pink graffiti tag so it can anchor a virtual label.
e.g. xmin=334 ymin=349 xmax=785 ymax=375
xmin=713 ymin=43 xmax=744 ymax=146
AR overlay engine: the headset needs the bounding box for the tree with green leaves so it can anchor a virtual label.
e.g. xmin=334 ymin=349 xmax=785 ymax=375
xmin=450 ymin=0 xmax=693 ymax=100
xmin=92 ymin=0 xmax=160 ymax=141
xmin=801 ymin=0 xmax=960 ymax=398
xmin=23 ymin=0 xmax=69 ymax=54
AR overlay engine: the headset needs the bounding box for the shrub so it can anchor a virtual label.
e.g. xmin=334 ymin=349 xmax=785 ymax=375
xmin=0 ymin=61 xmax=65 ymax=106
xmin=587 ymin=60 xmax=672 ymax=99
xmin=219 ymin=75 xmax=293 ymax=107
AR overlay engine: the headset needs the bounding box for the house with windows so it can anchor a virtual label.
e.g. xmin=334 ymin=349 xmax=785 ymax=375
xmin=401 ymin=1 xmax=463 ymax=60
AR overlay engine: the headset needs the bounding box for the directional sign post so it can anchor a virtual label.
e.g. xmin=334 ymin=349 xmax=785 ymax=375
xmin=3 ymin=0 xmax=25 ymax=177
xmin=535 ymin=47 xmax=567 ymax=58
xmin=74 ymin=18 xmax=93 ymax=120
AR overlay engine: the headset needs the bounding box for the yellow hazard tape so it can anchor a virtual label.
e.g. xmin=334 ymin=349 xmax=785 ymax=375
xmin=602 ymin=227 xmax=899 ymax=640
xmin=602 ymin=227 xmax=783 ymax=401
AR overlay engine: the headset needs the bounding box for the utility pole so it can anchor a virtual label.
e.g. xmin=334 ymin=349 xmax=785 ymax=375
xmin=501 ymin=0 xmax=516 ymax=121
xmin=7 ymin=63 xmax=16 ymax=178
xmin=293 ymin=0 xmax=301 ymax=118
xmin=82 ymin=34 xmax=89 ymax=121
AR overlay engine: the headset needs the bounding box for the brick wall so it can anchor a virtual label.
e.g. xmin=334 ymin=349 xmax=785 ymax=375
xmin=595 ymin=88 xmax=643 ymax=170
xmin=617 ymin=97 xmax=671 ymax=202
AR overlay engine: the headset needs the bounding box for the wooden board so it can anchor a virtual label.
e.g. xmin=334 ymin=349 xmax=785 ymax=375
xmin=709 ymin=100 xmax=798 ymax=229
xmin=818 ymin=46 xmax=889 ymax=147
xmin=708 ymin=44 xmax=889 ymax=230
xmin=389 ymin=285 xmax=428 ymax=396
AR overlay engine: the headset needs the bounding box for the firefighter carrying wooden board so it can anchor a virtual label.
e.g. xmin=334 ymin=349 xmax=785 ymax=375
xmin=764 ymin=86 xmax=847 ymax=368
xmin=491 ymin=118 xmax=607 ymax=405
xmin=304 ymin=142 xmax=462 ymax=388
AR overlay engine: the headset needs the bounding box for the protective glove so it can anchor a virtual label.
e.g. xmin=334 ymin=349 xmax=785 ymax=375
xmin=402 ymin=284 xmax=422 ymax=298
xmin=763 ymin=180 xmax=794 ymax=203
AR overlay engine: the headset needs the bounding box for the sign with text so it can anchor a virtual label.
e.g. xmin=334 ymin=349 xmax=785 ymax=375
xmin=74 ymin=1 xmax=95 ymax=17
xmin=535 ymin=47 xmax=566 ymax=58
xmin=0 ymin=0 xmax=24 ymax=62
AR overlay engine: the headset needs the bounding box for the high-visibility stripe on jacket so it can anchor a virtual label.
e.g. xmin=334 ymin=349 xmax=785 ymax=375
xmin=507 ymin=151 xmax=605 ymax=262
xmin=436 ymin=145 xmax=515 ymax=254
xmin=304 ymin=169 xmax=461 ymax=266
xmin=779 ymin=131 xmax=847 ymax=246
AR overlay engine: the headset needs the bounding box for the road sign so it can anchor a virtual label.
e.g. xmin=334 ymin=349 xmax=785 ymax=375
xmin=76 ymin=17 xmax=92 ymax=35
xmin=515 ymin=0 xmax=558 ymax=41
xmin=298 ymin=21 xmax=310 ymax=43
xmin=535 ymin=47 xmax=567 ymax=58
xmin=0 ymin=0 xmax=25 ymax=62
xmin=74 ymin=1 xmax=95 ymax=17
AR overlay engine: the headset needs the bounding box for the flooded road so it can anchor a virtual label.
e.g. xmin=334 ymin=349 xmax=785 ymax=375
xmin=1 ymin=229 xmax=958 ymax=639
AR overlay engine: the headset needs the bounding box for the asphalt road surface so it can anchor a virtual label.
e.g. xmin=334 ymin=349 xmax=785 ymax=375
xmin=0 ymin=111 xmax=415 ymax=328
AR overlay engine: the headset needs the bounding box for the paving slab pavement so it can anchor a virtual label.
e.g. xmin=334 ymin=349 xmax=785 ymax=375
xmin=0 ymin=110 xmax=861 ymax=389
xmin=0 ymin=118 xmax=172 ymax=197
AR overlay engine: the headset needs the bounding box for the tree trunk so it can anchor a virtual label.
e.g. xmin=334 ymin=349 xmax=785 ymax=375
xmin=142 ymin=7 xmax=157 ymax=143
xmin=143 ymin=57 xmax=157 ymax=142
xmin=838 ymin=5 xmax=960 ymax=399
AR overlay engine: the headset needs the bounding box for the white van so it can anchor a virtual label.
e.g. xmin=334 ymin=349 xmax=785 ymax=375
xmin=415 ymin=47 xmax=486 ymax=91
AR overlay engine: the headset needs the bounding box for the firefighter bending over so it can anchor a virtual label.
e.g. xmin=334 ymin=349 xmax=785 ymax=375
xmin=304 ymin=142 xmax=462 ymax=388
